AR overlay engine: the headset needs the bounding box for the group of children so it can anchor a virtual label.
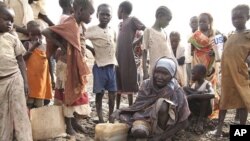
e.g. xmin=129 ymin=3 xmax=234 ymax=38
xmin=0 ymin=0 xmax=250 ymax=140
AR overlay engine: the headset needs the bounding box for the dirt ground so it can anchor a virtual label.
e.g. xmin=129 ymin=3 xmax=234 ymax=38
xmin=44 ymin=53 xmax=250 ymax=141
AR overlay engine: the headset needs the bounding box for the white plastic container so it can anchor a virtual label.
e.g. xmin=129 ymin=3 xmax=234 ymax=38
xmin=95 ymin=123 xmax=129 ymax=141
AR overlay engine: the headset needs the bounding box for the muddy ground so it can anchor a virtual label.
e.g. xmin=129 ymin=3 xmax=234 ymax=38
xmin=43 ymin=53 xmax=250 ymax=141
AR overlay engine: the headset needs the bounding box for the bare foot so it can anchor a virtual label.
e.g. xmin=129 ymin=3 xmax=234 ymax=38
xmin=194 ymin=121 xmax=204 ymax=135
xmin=66 ymin=126 xmax=77 ymax=136
xmin=72 ymin=118 xmax=88 ymax=134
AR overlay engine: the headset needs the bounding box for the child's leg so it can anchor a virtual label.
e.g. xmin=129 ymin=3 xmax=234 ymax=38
xmin=116 ymin=92 xmax=121 ymax=109
xmin=34 ymin=98 xmax=44 ymax=108
xmin=108 ymin=91 xmax=116 ymax=123
xmin=27 ymin=98 xmax=35 ymax=109
xmin=65 ymin=117 xmax=77 ymax=135
xmin=234 ymin=109 xmax=240 ymax=124
xmin=96 ymin=92 xmax=104 ymax=123
xmin=158 ymin=101 xmax=170 ymax=130
xmin=71 ymin=117 xmax=86 ymax=133
xmin=128 ymin=93 xmax=133 ymax=106
xmin=195 ymin=101 xmax=211 ymax=134
xmin=214 ymin=109 xmax=227 ymax=137
xmin=238 ymin=108 xmax=248 ymax=125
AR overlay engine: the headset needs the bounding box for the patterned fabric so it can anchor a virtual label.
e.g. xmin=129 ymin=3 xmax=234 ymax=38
xmin=46 ymin=16 xmax=90 ymax=105
xmin=0 ymin=72 xmax=32 ymax=141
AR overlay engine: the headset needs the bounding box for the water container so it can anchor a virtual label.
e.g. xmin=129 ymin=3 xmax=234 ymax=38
xmin=95 ymin=123 xmax=129 ymax=141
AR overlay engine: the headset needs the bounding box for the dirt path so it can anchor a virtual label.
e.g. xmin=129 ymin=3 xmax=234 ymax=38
xmin=45 ymin=52 xmax=250 ymax=141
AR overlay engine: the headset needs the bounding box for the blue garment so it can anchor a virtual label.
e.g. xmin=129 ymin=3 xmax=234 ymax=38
xmin=93 ymin=64 xmax=117 ymax=93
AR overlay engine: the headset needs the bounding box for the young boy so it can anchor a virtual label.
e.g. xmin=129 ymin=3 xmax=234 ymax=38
xmin=29 ymin=0 xmax=54 ymax=27
xmin=183 ymin=64 xmax=214 ymax=134
xmin=23 ymin=20 xmax=52 ymax=108
xmin=116 ymin=1 xmax=145 ymax=109
xmin=42 ymin=0 xmax=94 ymax=135
xmin=170 ymin=31 xmax=187 ymax=86
xmin=142 ymin=6 xmax=173 ymax=79
xmin=86 ymin=3 xmax=117 ymax=123
xmin=211 ymin=4 xmax=250 ymax=137
xmin=58 ymin=0 xmax=74 ymax=24
xmin=186 ymin=16 xmax=198 ymax=85
xmin=0 ymin=2 xmax=32 ymax=140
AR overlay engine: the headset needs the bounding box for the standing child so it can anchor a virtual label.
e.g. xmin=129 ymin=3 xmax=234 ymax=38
xmin=116 ymin=1 xmax=145 ymax=109
xmin=183 ymin=64 xmax=214 ymax=134
xmin=0 ymin=2 xmax=32 ymax=140
xmin=142 ymin=6 xmax=173 ymax=79
xmin=86 ymin=3 xmax=117 ymax=123
xmin=23 ymin=21 xmax=52 ymax=108
xmin=29 ymin=0 xmax=54 ymax=28
xmin=211 ymin=4 xmax=250 ymax=137
xmin=42 ymin=0 xmax=94 ymax=135
xmin=58 ymin=0 xmax=74 ymax=24
xmin=170 ymin=31 xmax=187 ymax=86
xmin=186 ymin=16 xmax=198 ymax=85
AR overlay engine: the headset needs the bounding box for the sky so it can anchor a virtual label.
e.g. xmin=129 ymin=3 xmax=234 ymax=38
xmin=46 ymin=0 xmax=250 ymax=44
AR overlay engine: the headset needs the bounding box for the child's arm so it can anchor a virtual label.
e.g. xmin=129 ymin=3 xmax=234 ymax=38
xmin=48 ymin=57 xmax=55 ymax=89
xmin=187 ymin=93 xmax=214 ymax=101
xmin=142 ymin=29 xmax=149 ymax=80
xmin=23 ymin=40 xmax=42 ymax=60
xmin=42 ymin=28 xmax=65 ymax=48
xmin=86 ymin=45 xmax=95 ymax=56
xmin=177 ymin=56 xmax=185 ymax=65
xmin=14 ymin=24 xmax=28 ymax=36
xmin=38 ymin=13 xmax=54 ymax=26
xmin=17 ymin=55 xmax=29 ymax=96
xmin=142 ymin=50 xmax=149 ymax=79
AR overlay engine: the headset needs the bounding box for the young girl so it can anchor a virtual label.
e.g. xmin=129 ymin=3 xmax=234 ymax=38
xmin=0 ymin=2 xmax=32 ymax=140
xmin=211 ymin=4 xmax=250 ymax=137
xmin=23 ymin=20 xmax=52 ymax=108
xmin=116 ymin=1 xmax=145 ymax=109
xmin=142 ymin=6 xmax=174 ymax=79
xmin=189 ymin=12 xmax=221 ymax=119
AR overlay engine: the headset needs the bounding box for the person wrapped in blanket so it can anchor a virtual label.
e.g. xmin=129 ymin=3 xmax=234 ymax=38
xmin=111 ymin=57 xmax=190 ymax=141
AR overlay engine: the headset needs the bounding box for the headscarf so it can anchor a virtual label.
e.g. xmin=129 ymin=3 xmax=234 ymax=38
xmin=154 ymin=57 xmax=179 ymax=90
xmin=155 ymin=57 xmax=176 ymax=77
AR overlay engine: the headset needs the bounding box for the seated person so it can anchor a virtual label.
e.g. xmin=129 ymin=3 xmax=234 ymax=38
xmin=183 ymin=64 xmax=215 ymax=134
xmin=111 ymin=57 xmax=190 ymax=141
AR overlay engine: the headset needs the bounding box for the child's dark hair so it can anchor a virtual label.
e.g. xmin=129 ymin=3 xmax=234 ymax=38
xmin=0 ymin=1 xmax=8 ymax=12
xmin=155 ymin=6 xmax=172 ymax=18
xmin=27 ymin=21 xmax=40 ymax=32
xmin=59 ymin=0 xmax=73 ymax=9
xmin=97 ymin=3 xmax=111 ymax=13
xmin=194 ymin=64 xmax=207 ymax=77
xmin=170 ymin=31 xmax=180 ymax=40
xmin=73 ymin=0 xmax=91 ymax=11
xmin=119 ymin=1 xmax=132 ymax=15
xmin=232 ymin=4 xmax=249 ymax=16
